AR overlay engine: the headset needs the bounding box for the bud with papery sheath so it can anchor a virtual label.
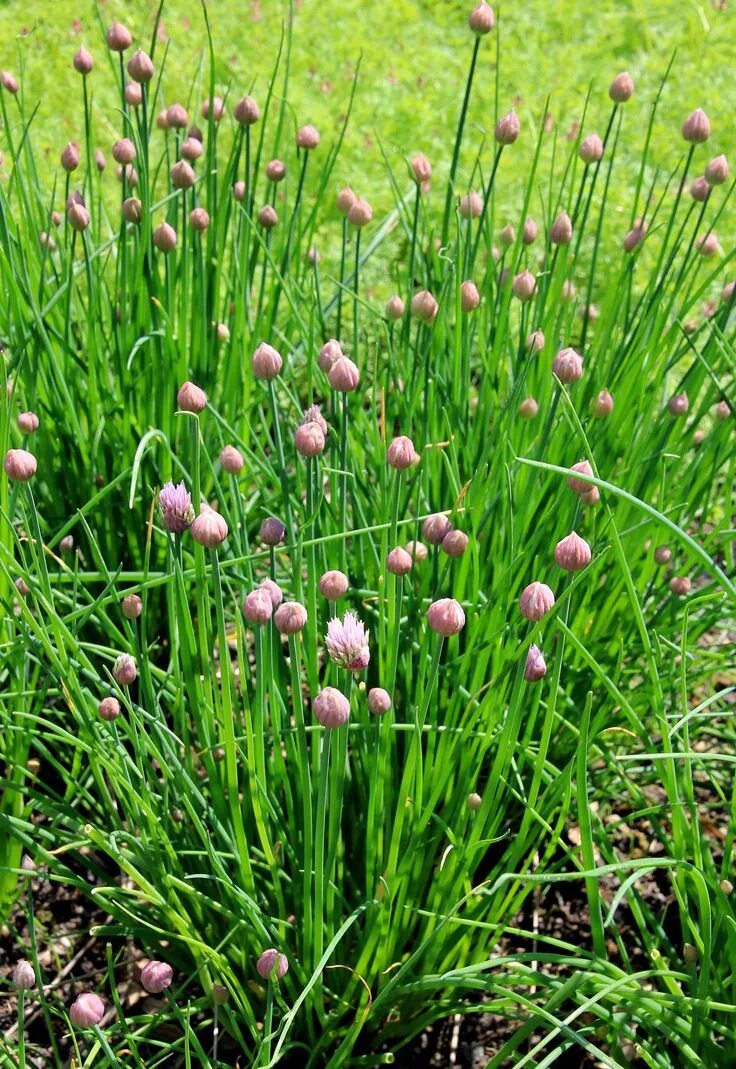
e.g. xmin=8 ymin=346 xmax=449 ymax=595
xmin=18 ymin=412 xmax=39 ymax=433
xmin=386 ymin=295 xmax=405 ymax=319
xmin=295 ymin=421 xmax=325 ymax=457
xmin=128 ymin=50 xmax=154 ymax=83
xmin=125 ymin=83 xmax=142 ymax=107
xmin=368 ymin=688 xmax=392 ymax=715
xmin=113 ymin=654 xmax=137 ymax=686
xmin=122 ymin=198 xmax=142 ymax=224
xmin=234 ymin=95 xmax=259 ymax=125
xmin=654 ymin=546 xmax=671 ymax=565
xmin=524 ymin=645 xmax=547 ymax=682
xmin=70 ymin=992 xmax=105 ymax=1028
xmin=336 ymin=186 xmax=356 ymax=215
xmin=191 ymin=509 xmax=228 ymax=549
xmin=122 ymin=594 xmax=142 ymax=619
xmin=669 ymin=576 xmax=691 ymax=596
xmin=243 ymin=589 xmax=273 ymax=625
xmin=319 ymin=571 xmax=349 ymax=600
xmin=690 ymin=176 xmax=710 ymax=202
xmin=552 ymin=347 xmax=583 ymax=384
xmin=201 ymin=96 xmax=226 ymax=121
xmin=153 ymin=222 xmax=177 ymax=252
xmin=682 ymin=108 xmax=710 ymax=144
xmin=461 ymin=280 xmax=480 ymax=311
xmin=387 ymin=547 xmax=413 ymax=575
xmin=259 ymin=205 xmax=278 ymax=229
xmin=328 ymin=356 xmax=360 ymax=392
xmin=495 ymin=110 xmax=520 ymax=145
xmin=579 ymin=133 xmax=603 ymax=164
xmin=387 ymin=436 xmax=415 ymax=470
xmin=554 ymin=531 xmax=592 ymax=571
xmin=3 ymin=448 xmax=36 ymax=481
xmin=61 ymin=143 xmax=80 ymax=172
xmin=297 ymin=124 xmax=320 ymax=149
xmin=567 ymin=460 xmax=594 ymax=494
xmin=459 ymin=191 xmax=483 ymax=218
xmin=252 ymin=342 xmax=282 ymax=380
xmin=347 ymin=197 xmax=372 ymax=227
xmin=177 ymin=381 xmax=207 ymax=413
xmin=522 ymin=217 xmax=538 ymax=244
xmin=513 ymin=270 xmax=536 ymax=302
xmin=266 ymin=158 xmax=285 ymax=182
xmin=527 ymin=330 xmax=545 ymax=353
xmin=427 ymin=598 xmax=466 ymax=636
xmin=98 ymin=696 xmax=121 ymax=721
xmin=12 ymin=960 xmax=35 ymax=990
xmin=550 ymin=212 xmax=572 ymax=245
xmin=706 ymin=154 xmax=728 ymax=186
xmin=141 ymin=961 xmax=173 ymax=994
xmin=410 ymin=153 xmax=432 ymax=189
xmin=609 ymin=71 xmax=634 ymax=103
xmin=519 ymin=582 xmax=555 ymax=621
xmin=313 ymin=687 xmax=350 ymax=728
xmin=468 ymin=1 xmax=494 ymax=33
xmin=519 ymin=397 xmax=538 ymax=420
xmin=441 ymin=530 xmax=469 ymax=558
xmin=668 ymin=392 xmax=689 ymax=416
xmin=422 ymin=513 xmax=451 ymax=545
xmin=593 ymin=389 xmax=614 ymax=418
xmin=260 ymin=517 xmax=285 ymax=546
xmin=74 ymin=48 xmax=94 ymax=75
xmin=275 ymin=602 xmax=308 ymax=634
xmin=411 ymin=290 xmax=439 ymax=323
xmin=106 ymin=22 xmax=132 ymax=51
xmin=220 ymin=445 xmax=244 ymax=473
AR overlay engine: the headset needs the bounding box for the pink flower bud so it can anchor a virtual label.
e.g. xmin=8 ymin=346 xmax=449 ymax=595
xmin=579 ymin=133 xmax=603 ymax=164
xmin=387 ymin=546 xmax=413 ymax=575
xmin=260 ymin=517 xmax=285 ymax=546
xmin=498 ymin=223 xmax=515 ymax=248
xmin=189 ymin=207 xmax=210 ymax=233
xmin=201 ymin=96 xmax=226 ymax=122
xmin=113 ymin=653 xmax=137 ymax=686
xmin=468 ymin=1 xmax=495 ymax=33
xmin=70 ymin=992 xmax=105 ymax=1028
xmin=410 ymin=152 xmax=432 ymax=191
xmin=3 ymin=448 xmax=36 ymax=482
xmin=495 ymin=110 xmax=520 ymax=145
xmin=669 ymin=576 xmax=691 ymax=596
xmin=524 ymin=644 xmax=547 ymax=682
xmin=328 ymin=355 xmax=360 ymax=392
xmin=422 ymin=513 xmax=451 ymax=545
xmin=153 ymin=222 xmax=177 ymax=252
xmin=386 ymin=295 xmax=405 ymax=319
xmin=122 ymin=197 xmax=142 ymax=224
xmin=312 ymin=685 xmax=351 ymax=729
xmin=567 ymin=459 xmax=594 ymax=494
xmin=696 ymin=232 xmax=718 ymax=257
xmin=258 ymin=205 xmax=278 ymax=229
xmin=256 ymin=949 xmax=289 ymax=980
xmin=609 ymin=71 xmax=634 ymax=103
xmin=61 ymin=143 xmax=80 ymax=173
xmin=527 ymin=329 xmax=545 ymax=353
xmin=387 ymin=436 xmax=415 ymax=470
xmin=140 ymin=960 xmax=173 ymax=994
xmin=690 ymin=176 xmax=710 ymax=203
xmin=560 ymin=279 xmax=576 ymax=302
xmin=623 ymin=220 xmax=647 ymax=252
xmin=318 ymin=339 xmax=343 ymax=371
xmin=0 ymin=71 xmax=17 ymax=94
xmin=427 ymin=598 xmax=466 ymax=637
xmin=167 ymin=104 xmax=188 ymax=129
xmin=552 ymin=347 xmax=583 ymax=384
xmin=73 ymin=48 xmax=94 ymax=75
xmin=554 ymin=531 xmax=592 ymax=572
xmin=191 ymin=510 xmax=228 ymax=549
xmin=715 ymin=400 xmax=731 ymax=421
xmin=550 ymin=212 xmax=572 ymax=245
xmin=512 ymin=270 xmax=537 ymax=302
xmin=234 ymin=95 xmax=260 ymax=125
xmin=40 ymin=231 xmax=56 ymax=251
xmin=232 ymin=181 xmax=245 ymax=202
xmin=13 ymin=960 xmax=35 ymax=990
xmin=127 ymin=50 xmax=154 ymax=83
xmin=522 ymin=217 xmax=538 ymax=244
xmin=177 ymin=381 xmax=207 ymax=413
xmin=122 ymin=594 xmax=142 ymax=619
xmin=706 ymin=154 xmax=728 ymax=186
xmin=348 ymin=197 xmax=372 ymax=227
xmin=297 ymin=124 xmax=320 ymax=150
xmin=668 ymin=392 xmax=689 ymax=416
xmin=467 ymin=792 xmax=483 ymax=810
xmin=274 ymin=601 xmax=308 ymax=634
xmin=260 ymin=578 xmax=283 ymax=607
xmin=682 ymin=108 xmax=711 ymax=144
xmin=94 ymin=149 xmax=107 ymax=172
xmin=295 ymin=421 xmax=325 ymax=457
xmin=266 ymin=158 xmax=286 ymax=182
xmin=156 ymin=109 xmax=170 ymax=130
xmin=243 ymin=588 xmax=273 ymax=625
xmin=125 ymin=83 xmax=142 ymax=107
xmin=411 ymin=290 xmax=439 ymax=323
xmin=581 ymin=486 xmax=600 ymax=507
xmin=336 ymin=186 xmax=356 ymax=214
xmin=459 ymin=191 xmax=483 ymax=219
xmin=171 ymin=160 xmax=195 ymax=190
xmin=18 ymin=411 xmax=39 ymax=433
xmin=593 ymin=389 xmax=613 ymax=418
xmin=406 ymin=540 xmax=428 ymax=562
xmin=441 ymin=530 xmax=469 ymax=558
xmin=519 ymin=582 xmax=555 ymax=621
xmin=368 ymin=687 xmax=392 ymax=715
xmin=112 ymin=138 xmax=136 ymax=165
xmin=519 ymin=396 xmax=538 ymax=420
xmin=106 ymin=22 xmax=132 ymax=52
xmin=654 ymin=546 xmax=672 ymax=565
xmin=460 ymin=280 xmax=480 ymax=312
xmin=252 ymin=342 xmax=283 ymax=380
xmin=117 ymin=163 xmax=139 ymax=186
xmin=218 ymin=445 xmax=243 ymax=474
xmin=98 ymin=696 xmax=121 ymax=721
xmin=319 ymin=570 xmax=349 ymax=600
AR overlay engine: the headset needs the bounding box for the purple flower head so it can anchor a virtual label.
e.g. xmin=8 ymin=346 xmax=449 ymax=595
xmin=325 ymin=611 xmax=370 ymax=671
xmin=158 ymin=481 xmax=195 ymax=533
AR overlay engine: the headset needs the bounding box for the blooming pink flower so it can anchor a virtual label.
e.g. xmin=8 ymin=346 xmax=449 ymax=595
xmin=158 ymin=481 xmax=195 ymax=533
xmin=325 ymin=611 xmax=370 ymax=670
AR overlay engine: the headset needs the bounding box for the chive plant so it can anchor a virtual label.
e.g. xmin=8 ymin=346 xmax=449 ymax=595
xmin=0 ymin=2 xmax=735 ymax=1067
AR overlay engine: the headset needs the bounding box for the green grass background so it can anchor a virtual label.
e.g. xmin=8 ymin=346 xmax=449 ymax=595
xmin=1 ymin=0 xmax=733 ymax=213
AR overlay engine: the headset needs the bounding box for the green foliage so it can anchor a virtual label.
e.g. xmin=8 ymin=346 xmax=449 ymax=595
xmin=0 ymin=3 xmax=735 ymax=1068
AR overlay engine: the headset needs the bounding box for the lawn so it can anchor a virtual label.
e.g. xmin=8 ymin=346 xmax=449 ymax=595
xmin=0 ymin=1 xmax=734 ymax=1067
